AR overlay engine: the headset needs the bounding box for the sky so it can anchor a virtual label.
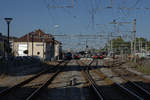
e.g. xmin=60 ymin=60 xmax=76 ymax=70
xmin=0 ymin=0 xmax=150 ymax=50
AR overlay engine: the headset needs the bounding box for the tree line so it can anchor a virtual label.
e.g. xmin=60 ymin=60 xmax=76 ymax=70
xmin=107 ymin=37 xmax=150 ymax=54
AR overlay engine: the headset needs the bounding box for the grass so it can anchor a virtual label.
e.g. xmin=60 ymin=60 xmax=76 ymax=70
xmin=128 ymin=59 xmax=150 ymax=74
xmin=136 ymin=64 xmax=150 ymax=74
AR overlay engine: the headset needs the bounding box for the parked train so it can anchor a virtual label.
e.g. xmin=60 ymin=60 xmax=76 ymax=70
xmin=64 ymin=52 xmax=72 ymax=60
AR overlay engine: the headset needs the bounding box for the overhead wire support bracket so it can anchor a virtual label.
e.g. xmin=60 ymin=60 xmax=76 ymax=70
xmin=47 ymin=0 xmax=74 ymax=8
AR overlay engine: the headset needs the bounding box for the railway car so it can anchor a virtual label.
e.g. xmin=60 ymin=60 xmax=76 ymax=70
xmin=64 ymin=52 xmax=72 ymax=60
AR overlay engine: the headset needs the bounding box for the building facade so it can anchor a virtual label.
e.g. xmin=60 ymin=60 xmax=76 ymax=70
xmin=54 ymin=40 xmax=62 ymax=60
xmin=13 ymin=29 xmax=61 ymax=60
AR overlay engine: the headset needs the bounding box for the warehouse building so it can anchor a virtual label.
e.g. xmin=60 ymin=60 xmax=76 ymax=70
xmin=13 ymin=29 xmax=62 ymax=61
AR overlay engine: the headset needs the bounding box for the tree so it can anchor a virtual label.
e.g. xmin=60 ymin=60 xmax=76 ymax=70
xmin=148 ymin=41 xmax=150 ymax=51
xmin=111 ymin=37 xmax=150 ymax=54
xmin=111 ymin=37 xmax=130 ymax=54
xmin=136 ymin=37 xmax=148 ymax=51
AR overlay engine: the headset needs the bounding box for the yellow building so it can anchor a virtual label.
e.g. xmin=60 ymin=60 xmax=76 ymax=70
xmin=13 ymin=29 xmax=61 ymax=61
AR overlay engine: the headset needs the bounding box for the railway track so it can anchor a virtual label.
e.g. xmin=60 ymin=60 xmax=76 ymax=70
xmin=78 ymin=60 xmax=106 ymax=100
xmin=0 ymin=61 xmax=68 ymax=100
xmin=97 ymin=59 xmax=150 ymax=100
xmin=91 ymin=60 xmax=145 ymax=100
xmin=78 ymin=59 xmax=149 ymax=100
xmin=110 ymin=65 xmax=150 ymax=100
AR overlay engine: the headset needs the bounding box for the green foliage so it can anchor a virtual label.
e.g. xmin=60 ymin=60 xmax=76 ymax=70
xmin=148 ymin=41 xmax=150 ymax=50
xmin=136 ymin=37 xmax=148 ymax=49
xmin=136 ymin=37 xmax=147 ymax=43
xmin=136 ymin=65 xmax=150 ymax=74
xmin=87 ymin=37 xmax=150 ymax=54
xmin=110 ymin=37 xmax=150 ymax=54
xmin=111 ymin=37 xmax=130 ymax=54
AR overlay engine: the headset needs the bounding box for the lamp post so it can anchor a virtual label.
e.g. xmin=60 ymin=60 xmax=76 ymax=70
xmin=53 ymin=24 xmax=59 ymax=35
xmin=4 ymin=18 xmax=13 ymax=46
xmin=4 ymin=18 xmax=12 ymax=73
xmin=4 ymin=18 xmax=13 ymax=57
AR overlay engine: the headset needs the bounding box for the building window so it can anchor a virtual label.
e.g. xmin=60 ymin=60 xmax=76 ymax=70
xmin=37 ymin=52 xmax=40 ymax=55
xmin=36 ymin=44 xmax=43 ymax=46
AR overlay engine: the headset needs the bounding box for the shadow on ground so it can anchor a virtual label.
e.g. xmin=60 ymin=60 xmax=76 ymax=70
xmin=0 ymin=59 xmax=105 ymax=76
xmin=0 ymin=81 xmax=150 ymax=100
xmin=0 ymin=60 xmax=150 ymax=100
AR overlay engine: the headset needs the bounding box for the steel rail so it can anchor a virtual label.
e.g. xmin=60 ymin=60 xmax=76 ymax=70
xmin=127 ymin=81 xmax=150 ymax=99
xmin=93 ymin=68 xmax=144 ymax=100
xmin=128 ymin=81 xmax=150 ymax=95
xmin=114 ymin=82 xmax=144 ymax=100
xmin=79 ymin=59 xmax=145 ymax=100
xmin=26 ymin=61 xmax=68 ymax=100
xmin=91 ymin=59 xmax=144 ymax=100
xmin=85 ymin=67 xmax=105 ymax=100
xmin=0 ymin=61 xmax=64 ymax=97
xmin=111 ymin=67 xmax=150 ymax=100
xmin=78 ymin=59 xmax=105 ymax=100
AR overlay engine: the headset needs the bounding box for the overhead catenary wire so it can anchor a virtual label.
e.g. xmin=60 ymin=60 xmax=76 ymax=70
xmin=40 ymin=0 xmax=150 ymax=51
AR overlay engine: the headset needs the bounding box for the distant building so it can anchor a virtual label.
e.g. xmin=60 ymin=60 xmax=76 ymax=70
xmin=54 ymin=40 xmax=62 ymax=60
xmin=13 ymin=29 xmax=62 ymax=61
xmin=0 ymin=33 xmax=18 ymax=58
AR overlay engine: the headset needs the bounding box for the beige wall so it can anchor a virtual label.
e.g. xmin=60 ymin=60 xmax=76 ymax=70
xmin=13 ymin=42 xmax=61 ymax=60
xmin=29 ymin=42 xmax=46 ymax=59
xmin=13 ymin=42 xmax=46 ymax=59
xmin=54 ymin=43 xmax=62 ymax=60
xmin=13 ymin=42 xmax=22 ymax=56
xmin=54 ymin=44 xmax=60 ymax=57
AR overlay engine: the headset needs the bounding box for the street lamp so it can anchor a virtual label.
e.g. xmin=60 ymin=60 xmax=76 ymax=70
xmin=4 ymin=18 xmax=13 ymax=57
xmin=53 ymin=24 xmax=59 ymax=35
xmin=4 ymin=18 xmax=13 ymax=44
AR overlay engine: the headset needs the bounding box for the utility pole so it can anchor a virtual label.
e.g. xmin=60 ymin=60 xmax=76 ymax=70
xmin=72 ymin=0 xmax=74 ymax=8
xmin=140 ymin=40 xmax=142 ymax=52
xmin=85 ymin=40 xmax=88 ymax=53
xmin=110 ymin=0 xmax=113 ymax=8
xmin=131 ymin=39 xmax=133 ymax=55
xmin=139 ymin=40 xmax=140 ymax=52
xmin=107 ymin=33 xmax=110 ymax=54
xmin=133 ymin=19 xmax=136 ymax=62
xmin=31 ymin=32 xmax=34 ymax=57
xmin=43 ymin=38 xmax=45 ymax=60
xmin=110 ymin=32 xmax=113 ymax=52
xmin=27 ymin=33 xmax=29 ymax=56
xmin=109 ymin=20 xmax=117 ymax=54
xmin=146 ymin=42 xmax=148 ymax=52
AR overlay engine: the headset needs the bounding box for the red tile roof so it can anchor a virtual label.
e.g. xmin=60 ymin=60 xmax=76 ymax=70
xmin=15 ymin=29 xmax=54 ymax=43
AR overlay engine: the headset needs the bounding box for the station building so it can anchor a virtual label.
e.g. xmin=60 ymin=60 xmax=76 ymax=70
xmin=13 ymin=29 xmax=62 ymax=61
xmin=0 ymin=33 xmax=15 ymax=57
